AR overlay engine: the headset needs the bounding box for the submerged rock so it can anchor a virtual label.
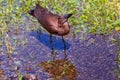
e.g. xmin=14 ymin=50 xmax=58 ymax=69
xmin=22 ymin=74 xmax=38 ymax=80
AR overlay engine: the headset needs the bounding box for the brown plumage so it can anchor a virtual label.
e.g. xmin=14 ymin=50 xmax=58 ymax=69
xmin=29 ymin=4 xmax=72 ymax=59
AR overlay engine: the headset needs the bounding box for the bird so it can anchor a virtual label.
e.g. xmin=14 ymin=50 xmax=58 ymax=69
xmin=29 ymin=4 xmax=72 ymax=59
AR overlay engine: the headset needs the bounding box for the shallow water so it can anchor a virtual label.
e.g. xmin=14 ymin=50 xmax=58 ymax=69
xmin=0 ymin=0 xmax=119 ymax=79
xmin=0 ymin=16 xmax=119 ymax=80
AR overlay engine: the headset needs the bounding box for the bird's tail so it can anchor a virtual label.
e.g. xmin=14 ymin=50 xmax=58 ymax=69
xmin=28 ymin=10 xmax=35 ymax=17
xmin=28 ymin=4 xmax=45 ymax=18
xmin=36 ymin=4 xmax=44 ymax=9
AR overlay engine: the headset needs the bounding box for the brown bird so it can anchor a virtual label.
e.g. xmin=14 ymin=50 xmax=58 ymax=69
xmin=29 ymin=4 xmax=72 ymax=58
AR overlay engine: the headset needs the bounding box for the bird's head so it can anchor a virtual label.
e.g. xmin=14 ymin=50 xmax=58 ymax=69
xmin=59 ymin=13 xmax=73 ymax=25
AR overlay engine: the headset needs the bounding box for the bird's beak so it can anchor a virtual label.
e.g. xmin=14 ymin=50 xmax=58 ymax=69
xmin=63 ymin=13 xmax=73 ymax=19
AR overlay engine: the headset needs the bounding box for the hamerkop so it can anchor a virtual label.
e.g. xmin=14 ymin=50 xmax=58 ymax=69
xmin=29 ymin=4 xmax=72 ymax=58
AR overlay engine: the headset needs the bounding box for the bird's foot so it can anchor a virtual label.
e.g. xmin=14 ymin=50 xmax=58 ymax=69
xmin=51 ymin=50 xmax=57 ymax=60
xmin=63 ymin=50 xmax=68 ymax=59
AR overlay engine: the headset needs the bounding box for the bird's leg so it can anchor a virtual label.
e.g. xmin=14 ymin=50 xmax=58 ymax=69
xmin=38 ymin=27 xmax=42 ymax=37
xmin=62 ymin=36 xmax=67 ymax=58
xmin=50 ymin=34 xmax=54 ymax=51
xmin=50 ymin=34 xmax=56 ymax=60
